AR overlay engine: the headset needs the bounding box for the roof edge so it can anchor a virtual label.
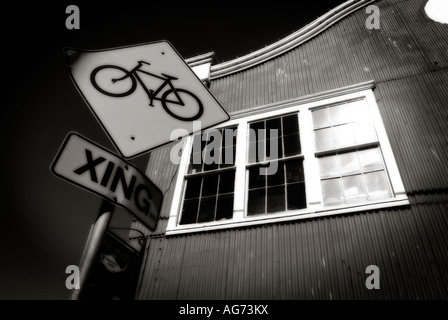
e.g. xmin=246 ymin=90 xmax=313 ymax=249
xmin=210 ymin=0 xmax=375 ymax=79
xmin=185 ymin=51 xmax=215 ymax=67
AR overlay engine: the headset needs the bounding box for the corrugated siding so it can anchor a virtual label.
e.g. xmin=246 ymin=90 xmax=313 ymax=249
xmin=137 ymin=201 xmax=448 ymax=299
xmin=209 ymin=0 xmax=444 ymax=112
xmin=144 ymin=142 xmax=178 ymax=234
xmin=137 ymin=0 xmax=448 ymax=299
xmin=391 ymin=0 xmax=448 ymax=69
xmin=375 ymin=69 xmax=448 ymax=192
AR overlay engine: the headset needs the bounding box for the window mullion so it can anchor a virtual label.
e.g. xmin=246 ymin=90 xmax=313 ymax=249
xmin=213 ymin=174 xmax=221 ymax=221
xmin=233 ymin=121 xmax=247 ymax=220
xmin=168 ymin=136 xmax=192 ymax=229
xmin=300 ymin=109 xmax=323 ymax=209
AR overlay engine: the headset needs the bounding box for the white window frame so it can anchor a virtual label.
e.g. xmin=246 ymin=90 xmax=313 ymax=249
xmin=166 ymin=85 xmax=409 ymax=235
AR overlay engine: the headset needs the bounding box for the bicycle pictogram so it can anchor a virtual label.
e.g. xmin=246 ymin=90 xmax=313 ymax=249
xmin=90 ymin=60 xmax=204 ymax=121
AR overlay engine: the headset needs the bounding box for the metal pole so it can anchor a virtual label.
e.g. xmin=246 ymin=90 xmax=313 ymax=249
xmin=71 ymin=200 xmax=115 ymax=300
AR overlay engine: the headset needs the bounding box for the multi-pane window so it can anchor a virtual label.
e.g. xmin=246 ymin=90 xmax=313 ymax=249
xmin=247 ymin=114 xmax=306 ymax=215
xmin=312 ymin=99 xmax=393 ymax=206
xmin=312 ymin=99 xmax=377 ymax=151
xmin=318 ymin=148 xmax=392 ymax=206
xmin=180 ymin=127 xmax=237 ymax=224
xmin=169 ymin=89 xmax=408 ymax=233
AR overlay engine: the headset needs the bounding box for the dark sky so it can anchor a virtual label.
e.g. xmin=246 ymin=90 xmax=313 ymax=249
xmin=1 ymin=0 xmax=347 ymax=299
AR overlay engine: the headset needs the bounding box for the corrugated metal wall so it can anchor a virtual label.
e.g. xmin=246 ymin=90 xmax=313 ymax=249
xmin=138 ymin=204 xmax=448 ymax=299
xmin=210 ymin=0 xmax=445 ymax=112
xmin=137 ymin=0 xmax=448 ymax=299
xmin=375 ymin=70 xmax=448 ymax=191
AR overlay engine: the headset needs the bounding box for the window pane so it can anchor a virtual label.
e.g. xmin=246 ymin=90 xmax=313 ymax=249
xmin=248 ymin=142 xmax=257 ymax=163
xmin=342 ymin=175 xmax=367 ymax=203
xmin=180 ymin=199 xmax=199 ymax=224
xmin=248 ymin=126 xmax=257 ymax=143
xmin=249 ymin=121 xmax=265 ymax=142
xmin=322 ymin=179 xmax=344 ymax=206
xmin=283 ymin=133 xmax=301 ymax=156
xmin=339 ymin=151 xmax=360 ymax=176
xmin=312 ymin=108 xmax=330 ymax=129
xmin=314 ymin=128 xmax=333 ymax=151
xmin=330 ymin=104 xmax=350 ymax=125
xmin=206 ymin=129 xmax=222 ymax=148
xmin=285 ymin=158 xmax=304 ymax=183
xmin=365 ymin=171 xmax=392 ymax=200
xmin=219 ymin=171 xmax=235 ymax=194
xmin=202 ymin=174 xmax=218 ymax=196
xmin=249 ymin=166 xmax=266 ymax=189
xmin=267 ymin=186 xmax=285 ymax=213
xmin=267 ymin=162 xmax=284 ymax=186
xmin=353 ymin=121 xmax=377 ymax=144
xmin=318 ymin=155 xmax=339 ymax=179
xmin=248 ymin=189 xmax=266 ymax=215
xmin=184 ymin=176 xmax=202 ymax=199
xmin=216 ymin=194 xmax=234 ymax=220
xmin=333 ymin=124 xmax=355 ymax=148
xmin=359 ymin=148 xmax=384 ymax=171
xmin=266 ymin=118 xmax=281 ymax=139
xmin=347 ymin=100 xmax=369 ymax=122
xmin=220 ymin=146 xmax=235 ymax=168
xmin=287 ymin=182 xmax=306 ymax=210
xmin=203 ymin=147 xmax=219 ymax=171
xmin=248 ymin=141 xmax=265 ymax=163
xmin=266 ymin=137 xmax=282 ymax=160
xmin=197 ymin=196 xmax=216 ymax=222
xmin=222 ymin=127 xmax=237 ymax=148
xmin=282 ymin=114 xmax=299 ymax=136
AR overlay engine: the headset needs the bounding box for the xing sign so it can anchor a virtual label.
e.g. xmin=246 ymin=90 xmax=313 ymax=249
xmin=50 ymin=132 xmax=163 ymax=230
xmin=65 ymin=41 xmax=230 ymax=158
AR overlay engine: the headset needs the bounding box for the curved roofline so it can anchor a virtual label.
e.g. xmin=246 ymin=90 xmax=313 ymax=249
xmin=210 ymin=0 xmax=375 ymax=79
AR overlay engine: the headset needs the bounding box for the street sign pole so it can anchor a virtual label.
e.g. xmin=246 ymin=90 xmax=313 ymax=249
xmin=59 ymin=40 xmax=228 ymax=299
xmin=71 ymin=200 xmax=115 ymax=300
xmin=50 ymin=132 xmax=163 ymax=299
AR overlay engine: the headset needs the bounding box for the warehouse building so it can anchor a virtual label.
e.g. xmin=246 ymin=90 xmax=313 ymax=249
xmin=84 ymin=0 xmax=448 ymax=300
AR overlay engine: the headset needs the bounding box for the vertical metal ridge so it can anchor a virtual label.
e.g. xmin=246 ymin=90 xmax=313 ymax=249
xmin=395 ymin=0 xmax=448 ymax=69
xmin=207 ymin=0 xmax=445 ymax=113
xmin=137 ymin=0 xmax=448 ymax=300
xmin=139 ymin=203 xmax=448 ymax=299
xmin=375 ymin=70 xmax=448 ymax=192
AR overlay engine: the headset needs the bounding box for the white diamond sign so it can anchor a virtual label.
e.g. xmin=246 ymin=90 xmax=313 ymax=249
xmin=65 ymin=41 xmax=229 ymax=158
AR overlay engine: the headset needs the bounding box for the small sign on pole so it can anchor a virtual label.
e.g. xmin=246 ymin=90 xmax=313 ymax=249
xmin=65 ymin=41 xmax=230 ymax=158
xmin=50 ymin=132 xmax=163 ymax=230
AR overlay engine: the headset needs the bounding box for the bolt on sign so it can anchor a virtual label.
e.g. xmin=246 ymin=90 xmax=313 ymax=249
xmin=64 ymin=41 xmax=230 ymax=159
xmin=50 ymin=132 xmax=163 ymax=230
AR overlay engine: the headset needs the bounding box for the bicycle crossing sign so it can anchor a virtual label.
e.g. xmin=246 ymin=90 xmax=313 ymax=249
xmin=64 ymin=41 xmax=230 ymax=158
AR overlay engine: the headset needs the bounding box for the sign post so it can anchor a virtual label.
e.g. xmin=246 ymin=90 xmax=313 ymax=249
xmin=71 ymin=200 xmax=114 ymax=300
xmin=50 ymin=132 xmax=163 ymax=299
xmin=57 ymin=41 xmax=230 ymax=299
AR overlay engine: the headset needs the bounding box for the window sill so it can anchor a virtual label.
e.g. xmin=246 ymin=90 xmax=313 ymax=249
xmin=165 ymin=196 xmax=409 ymax=236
